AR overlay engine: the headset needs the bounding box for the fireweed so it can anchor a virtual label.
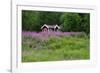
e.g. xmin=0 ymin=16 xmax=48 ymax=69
xmin=22 ymin=31 xmax=89 ymax=62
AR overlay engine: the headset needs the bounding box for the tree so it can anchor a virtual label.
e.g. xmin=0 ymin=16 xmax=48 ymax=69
xmin=79 ymin=13 xmax=90 ymax=34
xmin=39 ymin=12 xmax=61 ymax=25
xmin=60 ymin=13 xmax=81 ymax=32
xmin=22 ymin=10 xmax=90 ymax=34
xmin=22 ymin=10 xmax=40 ymax=31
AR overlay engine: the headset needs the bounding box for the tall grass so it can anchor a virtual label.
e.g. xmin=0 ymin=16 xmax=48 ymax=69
xmin=22 ymin=32 xmax=90 ymax=62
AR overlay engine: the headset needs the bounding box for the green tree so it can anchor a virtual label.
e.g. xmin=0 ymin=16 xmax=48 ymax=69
xmin=39 ymin=12 xmax=61 ymax=25
xmin=60 ymin=13 xmax=81 ymax=32
xmin=22 ymin=10 xmax=40 ymax=31
xmin=79 ymin=13 xmax=90 ymax=34
xmin=22 ymin=10 xmax=90 ymax=34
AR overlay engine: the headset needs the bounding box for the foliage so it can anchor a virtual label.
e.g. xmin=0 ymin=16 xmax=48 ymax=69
xmin=60 ymin=13 xmax=81 ymax=32
xmin=79 ymin=13 xmax=90 ymax=34
xmin=39 ymin=12 xmax=61 ymax=25
xmin=22 ymin=10 xmax=40 ymax=31
xmin=22 ymin=10 xmax=90 ymax=34
xmin=22 ymin=31 xmax=90 ymax=62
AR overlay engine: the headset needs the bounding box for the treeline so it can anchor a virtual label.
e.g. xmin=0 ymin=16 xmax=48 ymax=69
xmin=22 ymin=10 xmax=90 ymax=34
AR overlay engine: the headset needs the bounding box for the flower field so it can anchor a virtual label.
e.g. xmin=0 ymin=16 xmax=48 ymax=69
xmin=22 ymin=31 xmax=90 ymax=62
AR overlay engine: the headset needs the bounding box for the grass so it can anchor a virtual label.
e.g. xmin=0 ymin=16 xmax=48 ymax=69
xmin=22 ymin=35 xmax=90 ymax=62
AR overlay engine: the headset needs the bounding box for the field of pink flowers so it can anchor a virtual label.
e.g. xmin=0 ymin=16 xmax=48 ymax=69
xmin=22 ymin=31 xmax=90 ymax=62
xmin=22 ymin=31 xmax=84 ymax=39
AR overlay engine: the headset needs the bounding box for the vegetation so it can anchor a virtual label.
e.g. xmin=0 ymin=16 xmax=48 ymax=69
xmin=22 ymin=32 xmax=90 ymax=62
xmin=22 ymin=10 xmax=90 ymax=62
xmin=22 ymin=10 xmax=90 ymax=34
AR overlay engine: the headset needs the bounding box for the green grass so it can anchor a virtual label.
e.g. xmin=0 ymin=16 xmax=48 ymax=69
xmin=22 ymin=36 xmax=90 ymax=62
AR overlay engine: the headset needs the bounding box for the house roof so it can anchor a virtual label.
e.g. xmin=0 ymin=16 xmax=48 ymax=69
xmin=41 ymin=24 xmax=60 ymax=29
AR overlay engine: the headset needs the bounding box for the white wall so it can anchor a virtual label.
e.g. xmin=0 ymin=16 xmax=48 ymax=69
xmin=18 ymin=0 xmax=98 ymax=5
xmin=0 ymin=0 xmax=99 ymax=73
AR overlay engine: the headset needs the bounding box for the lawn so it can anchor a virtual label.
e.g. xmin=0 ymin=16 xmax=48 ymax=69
xmin=22 ymin=31 xmax=90 ymax=62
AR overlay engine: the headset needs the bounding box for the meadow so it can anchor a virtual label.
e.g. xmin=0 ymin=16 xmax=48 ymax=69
xmin=22 ymin=31 xmax=90 ymax=62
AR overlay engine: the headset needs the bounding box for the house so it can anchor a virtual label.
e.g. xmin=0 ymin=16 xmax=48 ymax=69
xmin=41 ymin=24 xmax=60 ymax=32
